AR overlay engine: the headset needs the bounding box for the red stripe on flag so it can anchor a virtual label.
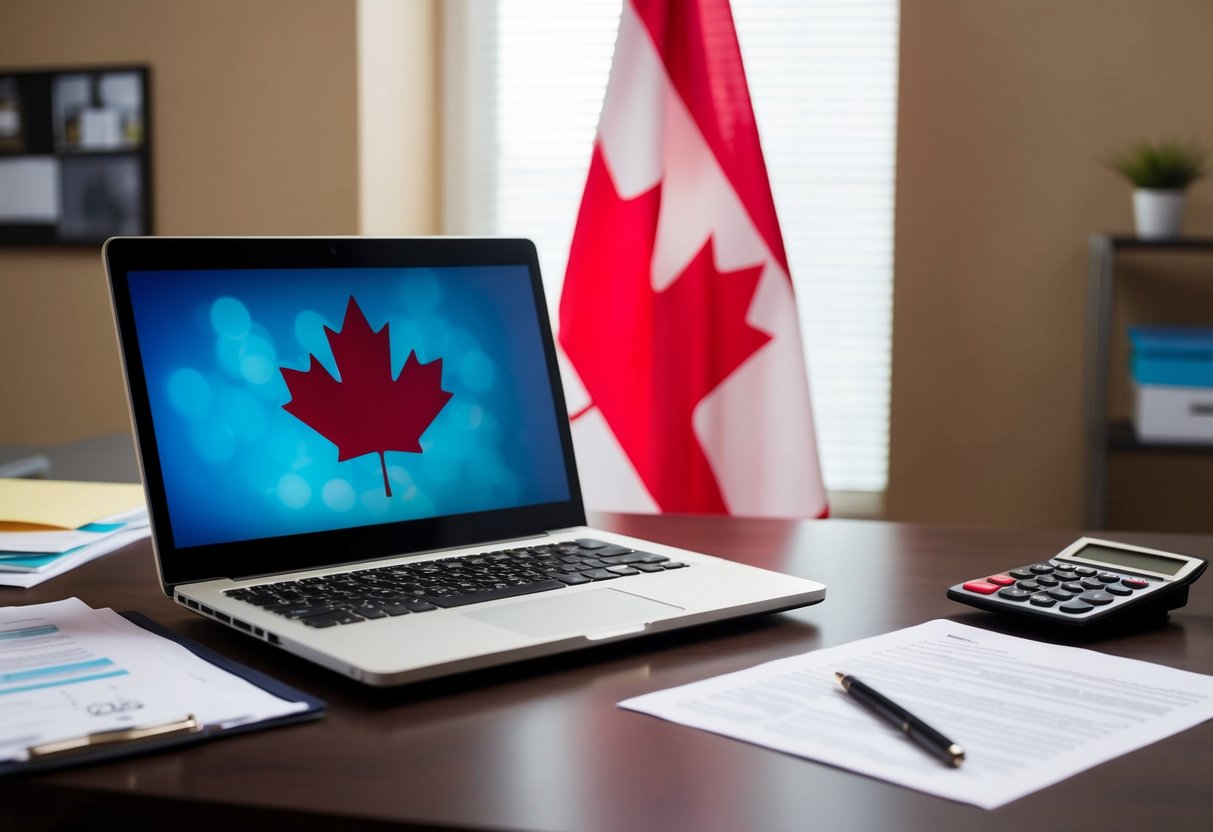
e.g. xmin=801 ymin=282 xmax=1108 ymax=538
xmin=631 ymin=0 xmax=790 ymax=275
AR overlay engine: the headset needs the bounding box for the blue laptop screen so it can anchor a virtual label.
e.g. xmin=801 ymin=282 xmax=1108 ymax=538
xmin=125 ymin=265 xmax=571 ymax=549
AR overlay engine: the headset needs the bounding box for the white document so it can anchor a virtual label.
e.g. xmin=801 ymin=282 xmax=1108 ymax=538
xmin=0 ymin=528 xmax=118 ymax=554
xmin=0 ymin=528 xmax=150 ymax=588
xmin=0 ymin=598 xmax=308 ymax=763
xmin=0 ymin=506 xmax=149 ymax=554
xmin=619 ymin=619 xmax=1213 ymax=810
xmin=0 ymin=508 xmax=151 ymax=588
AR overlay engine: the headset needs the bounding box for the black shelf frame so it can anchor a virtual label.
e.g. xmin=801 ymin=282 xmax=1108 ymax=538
xmin=1083 ymin=234 xmax=1213 ymax=528
xmin=1105 ymin=418 xmax=1213 ymax=453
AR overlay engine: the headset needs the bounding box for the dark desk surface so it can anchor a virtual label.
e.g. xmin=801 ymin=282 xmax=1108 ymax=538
xmin=3 ymin=515 xmax=1212 ymax=831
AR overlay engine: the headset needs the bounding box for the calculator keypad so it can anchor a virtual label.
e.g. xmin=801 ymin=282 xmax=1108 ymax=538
xmin=953 ymin=560 xmax=1161 ymax=619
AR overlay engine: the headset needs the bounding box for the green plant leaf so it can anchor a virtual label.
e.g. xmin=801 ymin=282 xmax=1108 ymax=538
xmin=1103 ymin=137 xmax=1208 ymax=189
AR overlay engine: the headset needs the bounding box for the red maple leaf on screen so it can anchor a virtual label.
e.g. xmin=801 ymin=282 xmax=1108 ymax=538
xmin=281 ymin=297 xmax=453 ymax=497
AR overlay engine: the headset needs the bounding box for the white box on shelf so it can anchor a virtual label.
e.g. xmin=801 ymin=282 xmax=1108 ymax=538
xmin=1132 ymin=381 xmax=1213 ymax=444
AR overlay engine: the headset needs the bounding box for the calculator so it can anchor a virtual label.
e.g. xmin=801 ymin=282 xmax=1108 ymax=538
xmin=947 ymin=537 xmax=1207 ymax=628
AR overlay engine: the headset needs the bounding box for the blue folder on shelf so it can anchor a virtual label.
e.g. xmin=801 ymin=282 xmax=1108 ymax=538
xmin=0 ymin=611 xmax=326 ymax=778
xmin=1128 ymin=325 xmax=1213 ymax=387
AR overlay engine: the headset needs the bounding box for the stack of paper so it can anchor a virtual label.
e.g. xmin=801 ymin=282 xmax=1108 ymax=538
xmin=0 ymin=479 xmax=150 ymax=588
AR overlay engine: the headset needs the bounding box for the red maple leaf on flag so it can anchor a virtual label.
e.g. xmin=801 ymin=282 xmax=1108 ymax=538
xmin=560 ymin=146 xmax=771 ymax=513
xmin=280 ymin=296 xmax=453 ymax=497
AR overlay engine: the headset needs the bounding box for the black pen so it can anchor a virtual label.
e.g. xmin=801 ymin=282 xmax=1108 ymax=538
xmin=834 ymin=672 xmax=965 ymax=767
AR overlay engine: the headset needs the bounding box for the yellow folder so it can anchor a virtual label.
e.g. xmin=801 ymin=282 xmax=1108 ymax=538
xmin=0 ymin=479 xmax=146 ymax=531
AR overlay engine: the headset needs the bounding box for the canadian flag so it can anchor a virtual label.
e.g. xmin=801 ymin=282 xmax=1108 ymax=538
xmin=558 ymin=0 xmax=828 ymax=519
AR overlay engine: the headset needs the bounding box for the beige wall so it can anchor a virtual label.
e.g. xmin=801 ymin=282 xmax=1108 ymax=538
xmin=888 ymin=0 xmax=1213 ymax=530
xmin=0 ymin=0 xmax=371 ymax=445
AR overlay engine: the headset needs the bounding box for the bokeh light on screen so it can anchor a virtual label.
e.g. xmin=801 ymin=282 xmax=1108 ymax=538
xmin=210 ymin=296 xmax=251 ymax=339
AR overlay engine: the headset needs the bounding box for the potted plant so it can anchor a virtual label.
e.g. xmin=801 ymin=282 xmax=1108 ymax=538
xmin=1105 ymin=137 xmax=1207 ymax=239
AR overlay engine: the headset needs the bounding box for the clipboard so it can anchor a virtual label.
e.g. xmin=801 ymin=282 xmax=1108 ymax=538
xmin=0 ymin=611 xmax=326 ymax=778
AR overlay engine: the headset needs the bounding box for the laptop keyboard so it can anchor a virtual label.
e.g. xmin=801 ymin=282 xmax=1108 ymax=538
xmin=222 ymin=538 xmax=687 ymax=628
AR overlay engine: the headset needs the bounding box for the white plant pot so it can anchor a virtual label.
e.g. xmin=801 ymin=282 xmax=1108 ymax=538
xmin=1133 ymin=188 xmax=1187 ymax=239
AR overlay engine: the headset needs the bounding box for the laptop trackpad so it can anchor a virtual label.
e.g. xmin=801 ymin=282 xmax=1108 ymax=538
xmin=463 ymin=588 xmax=682 ymax=639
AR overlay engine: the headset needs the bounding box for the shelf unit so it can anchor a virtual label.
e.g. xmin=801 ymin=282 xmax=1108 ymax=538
xmin=1083 ymin=233 xmax=1213 ymax=529
xmin=0 ymin=65 xmax=151 ymax=245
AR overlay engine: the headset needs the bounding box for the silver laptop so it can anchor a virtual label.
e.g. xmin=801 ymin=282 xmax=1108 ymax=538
xmin=103 ymin=236 xmax=826 ymax=686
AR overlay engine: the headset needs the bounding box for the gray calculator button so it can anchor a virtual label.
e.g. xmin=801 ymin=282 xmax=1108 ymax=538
xmin=998 ymin=588 xmax=1032 ymax=601
xmin=1059 ymin=600 xmax=1095 ymax=614
xmin=1029 ymin=564 xmax=1055 ymax=574
xmin=1074 ymin=566 xmax=1097 ymax=577
xmin=1104 ymin=584 xmax=1132 ymax=596
xmin=1029 ymin=593 xmax=1057 ymax=607
xmin=1078 ymin=590 xmax=1114 ymax=606
xmin=1047 ymin=588 xmax=1075 ymax=601
xmin=1096 ymin=573 xmax=1120 ymax=583
xmin=1062 ymin=581 xmax=1085 ymax=593
xmin=1034 ymin=575 xmax=1060 ymax=587
xmin=1017 ymin=580 xmax=1042 ymax=592
xmin=1080 ymin=577 xmax=1104 ymax=590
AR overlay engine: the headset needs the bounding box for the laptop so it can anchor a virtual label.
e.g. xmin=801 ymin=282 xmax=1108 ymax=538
xmin=103 ymin=236 xmax=826 ymax=686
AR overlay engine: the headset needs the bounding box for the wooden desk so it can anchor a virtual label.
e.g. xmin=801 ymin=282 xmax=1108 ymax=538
xmin=3 ymin=515 xmax=1212 ymax=831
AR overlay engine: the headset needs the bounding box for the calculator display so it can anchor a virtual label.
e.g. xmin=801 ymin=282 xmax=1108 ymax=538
xmin=1067 ymin=543 xmax=1184 ymax=576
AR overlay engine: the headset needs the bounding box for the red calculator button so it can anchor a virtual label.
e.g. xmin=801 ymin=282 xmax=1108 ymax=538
xmin=1123 ymin=578 xmax=1150 ymax=589
xmin=962 ymin=580 xmax=1001 ymax=595
xmin=986 ymin=574 xmax=1015 ymax=586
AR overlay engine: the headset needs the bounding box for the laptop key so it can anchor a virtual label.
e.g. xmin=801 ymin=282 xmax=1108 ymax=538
xmin=302 ymin=610 xmax=365 ymax=628
xmin=633 ymin=563 xmax=665 ymax=573
xmin=273 ymin=603 xmax=338 ymax=619
xmin=580 ymin=569 xmax=620 ymax=581
xmin=553 ymin=573 xmax=592 ymax=585
xmin=607 ymin=565 xmax=640 ymax=576
xmin=592 ymin=545 xmax=634 ymax=557
xmin=599 ymin=552 xmax=657 ymax=565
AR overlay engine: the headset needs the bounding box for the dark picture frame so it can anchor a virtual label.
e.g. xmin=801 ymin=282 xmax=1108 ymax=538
xmin=0 ymin=65 xmax=152 ymax=246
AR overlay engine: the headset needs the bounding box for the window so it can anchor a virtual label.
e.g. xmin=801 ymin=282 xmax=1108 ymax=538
xmin=443 ymin=0 xmax=899 ymax=496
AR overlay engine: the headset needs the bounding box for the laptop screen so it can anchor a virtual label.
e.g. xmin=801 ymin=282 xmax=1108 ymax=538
xmin=106 ymin=238 xmax=585 ymax=588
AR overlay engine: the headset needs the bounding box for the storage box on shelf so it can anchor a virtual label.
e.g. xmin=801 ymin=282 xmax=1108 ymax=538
xmin=1129 ymin=326 xmax=1213 ymax=444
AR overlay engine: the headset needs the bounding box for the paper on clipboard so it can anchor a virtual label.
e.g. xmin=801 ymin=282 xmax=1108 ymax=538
xmin=0 ymin=598 xmax=311 ymax=766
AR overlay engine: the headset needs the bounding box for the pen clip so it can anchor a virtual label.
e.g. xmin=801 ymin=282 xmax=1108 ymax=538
xmin=26 ymin=714 xmax=202 ymax=760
